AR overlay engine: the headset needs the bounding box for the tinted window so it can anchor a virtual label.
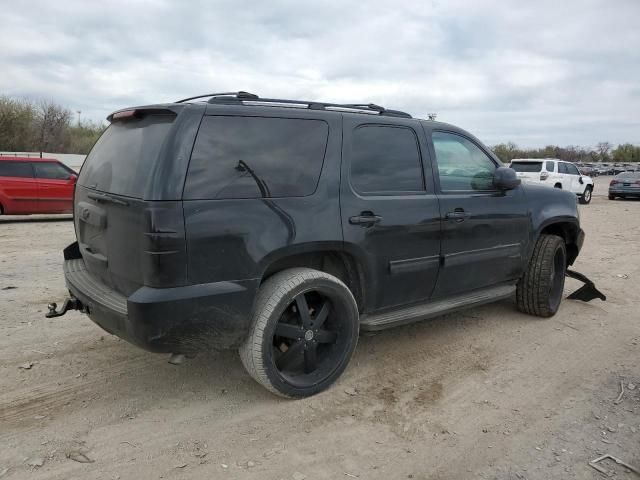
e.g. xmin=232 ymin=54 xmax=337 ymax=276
xmin=350 ymin=125 xmax=424 ymax=194
xmin=510 ymin=162 xmax=542 ymax=172
xmin=545 ymin=161 xmax=555 ymax=172
xmin=34 ymin=162 xmax=72 ymax=180
xmin=0 ymin=161 xmax=32 ymax=178
xmin=558 ymin=163 xmax=569 ymax=174
xmin=432 ymin=132 xmax=496 ymax=191
xmin=78 ymin=114 xmax=175 ymax=198
xmin=567 ymin=163 xmax=580 ymax=175
xmin=184 ymin=116 xmax=328 ymax=199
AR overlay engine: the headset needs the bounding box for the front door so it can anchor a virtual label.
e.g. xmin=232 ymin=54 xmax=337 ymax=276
xmin=564 ymin=162 xmax=584 ymax=194
xmin=427 ymin=129 xmax=530 ymax=298
xmin=340 ymin=117 xmax=441 ymax=312
xmin=33 ymin=162 xmax=75 ymax=213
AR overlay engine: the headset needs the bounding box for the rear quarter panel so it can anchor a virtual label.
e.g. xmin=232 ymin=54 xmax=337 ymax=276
xmin=183 ymin=111 xmax=343 ymax=284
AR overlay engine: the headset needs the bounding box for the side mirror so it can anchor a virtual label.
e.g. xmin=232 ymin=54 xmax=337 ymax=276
xmin=493 ymin=167 xmax=521 ymax=190
xmin=579 ymin=176 xmax=584 ymax=184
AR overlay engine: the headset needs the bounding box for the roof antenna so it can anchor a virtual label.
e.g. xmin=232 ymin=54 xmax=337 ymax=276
xmin=427 ymin=113 xmax=437 ymax=121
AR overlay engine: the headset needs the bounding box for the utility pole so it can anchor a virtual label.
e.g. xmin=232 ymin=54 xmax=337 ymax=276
xmin=77 ymin=110 xmax=82 ymax=126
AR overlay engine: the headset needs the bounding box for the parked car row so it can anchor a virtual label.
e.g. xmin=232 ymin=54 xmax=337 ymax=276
xmin=577 ymin=162 xmax=639 ymax=176
xmin=0 ymin=156 xmax=77 ymax=215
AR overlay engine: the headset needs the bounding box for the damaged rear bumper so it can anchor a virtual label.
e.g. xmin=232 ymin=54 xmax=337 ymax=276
xmin=57 ymin=257 xmax=259 ymax=353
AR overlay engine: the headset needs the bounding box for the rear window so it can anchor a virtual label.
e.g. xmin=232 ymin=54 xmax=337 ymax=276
xmin=510 ymin=161 xmax=542 ymax=172
xmin=617 ymin=172 xmax=640 ymax=180
xmin=78 ymin=114 xmax=175 ymax=198
xmin=184 ymin=116 xmax=329 ymax=199
xmin=0 ymin=161 xmax=33 ymax=178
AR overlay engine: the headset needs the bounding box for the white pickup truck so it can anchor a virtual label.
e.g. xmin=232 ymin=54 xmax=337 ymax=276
xmin=509 ymin=158 xmax=594 ymax=204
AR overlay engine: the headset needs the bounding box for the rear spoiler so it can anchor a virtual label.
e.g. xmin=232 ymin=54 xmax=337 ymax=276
xmin=107 ymin=107 xmax=179 ymax=123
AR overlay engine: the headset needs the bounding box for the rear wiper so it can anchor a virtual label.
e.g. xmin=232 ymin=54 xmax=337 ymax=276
xmin=87 ymin=192 xmax=129 ymax=206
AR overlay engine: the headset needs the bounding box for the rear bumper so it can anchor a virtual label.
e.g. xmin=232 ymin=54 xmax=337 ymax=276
xmin=609 ymin=187 xmax=640 ymax=196
xmin=64 ymin=258 xmax=259 ymax=353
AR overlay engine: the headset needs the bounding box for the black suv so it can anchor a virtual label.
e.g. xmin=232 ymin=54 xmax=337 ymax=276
xmin=51 ymin=92 xmax=585 ymax=398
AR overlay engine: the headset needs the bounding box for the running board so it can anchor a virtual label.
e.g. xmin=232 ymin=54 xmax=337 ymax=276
xmin=360 ymin=284 xmax=516 ymax=331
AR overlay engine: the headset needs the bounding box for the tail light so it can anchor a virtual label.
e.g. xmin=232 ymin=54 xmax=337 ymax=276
xmin=540 ymin=172 xmax=549 ymax=180
xmin=610 ymin=180 xmax=619 ymax=186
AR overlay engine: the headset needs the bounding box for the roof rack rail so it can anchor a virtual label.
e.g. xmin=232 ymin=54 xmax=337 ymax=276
xmin=176 ymin=91 xmax=412 ymax=118
xmin=175 ymin=91 xmax=259 ymax=103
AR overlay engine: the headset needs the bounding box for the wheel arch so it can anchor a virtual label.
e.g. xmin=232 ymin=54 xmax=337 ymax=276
xmin=258 ymin=243 xmax=367 ymax=312
xmin=536 ymin=219 xmax=581 ymax=266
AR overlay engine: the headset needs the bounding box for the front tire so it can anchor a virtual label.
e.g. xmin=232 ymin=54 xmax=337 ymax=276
xmin=609 ymin=194 xmax=616 ymax=200
xmin=579 ymin=186 xmax=592 ymax=204
xmin=240 ymin=268 xmax=359 ymax=398
xmin=516 ymin=234 xmax=567 ymax=318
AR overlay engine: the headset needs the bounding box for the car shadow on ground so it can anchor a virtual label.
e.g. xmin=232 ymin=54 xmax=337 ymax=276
xmin=56 ymin=299 xmax=528 ymax=406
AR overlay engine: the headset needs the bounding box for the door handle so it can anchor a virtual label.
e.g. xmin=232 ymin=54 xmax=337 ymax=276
xmin=349 ymin=212 xmax=382 ymax=227
xmin=445 ymin=209 xmax=471 ymax=222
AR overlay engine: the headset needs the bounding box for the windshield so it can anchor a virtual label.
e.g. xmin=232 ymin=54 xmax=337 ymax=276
xmin=510 ymin=162 xmax=542 ymax=172
xmin=78 ymin=114 xmax=175 ymax=198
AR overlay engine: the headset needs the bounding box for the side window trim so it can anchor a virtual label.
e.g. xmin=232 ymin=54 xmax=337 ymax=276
xmin=348 ymin=123 xmax=427 ymax=197
xmin=430 ymin=129 xmax=499 ymax=194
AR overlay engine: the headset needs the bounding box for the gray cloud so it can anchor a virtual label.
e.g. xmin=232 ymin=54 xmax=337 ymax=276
xmin=1 ymin=0 xmax=639 ymax=147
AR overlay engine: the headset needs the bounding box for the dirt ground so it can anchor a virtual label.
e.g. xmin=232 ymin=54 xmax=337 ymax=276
xmin=1 ymin=178 xmax=638 ymax=480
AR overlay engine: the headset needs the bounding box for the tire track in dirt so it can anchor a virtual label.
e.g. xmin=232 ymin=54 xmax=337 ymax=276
xmin=0 ymin=356 xmax=157 ymax=432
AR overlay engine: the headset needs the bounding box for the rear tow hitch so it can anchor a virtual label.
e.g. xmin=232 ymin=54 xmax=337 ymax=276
xmin=46 ymin=298 xmax=83 ymax=318
xmin=565 ymin=269 xmax=606 ymax=302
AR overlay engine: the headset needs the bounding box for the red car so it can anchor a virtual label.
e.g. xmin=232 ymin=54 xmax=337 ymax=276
xmin=0 ymin=156 xmax=77 ymax=215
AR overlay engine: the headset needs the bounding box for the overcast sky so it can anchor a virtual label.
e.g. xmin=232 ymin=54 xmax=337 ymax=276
xmin=2 ymin=0 xmax=639 ymax=147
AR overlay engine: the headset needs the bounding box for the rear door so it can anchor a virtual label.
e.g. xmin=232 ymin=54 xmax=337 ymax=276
xmin=427 ymin=129 xmax=529 ymax=297
xmin=33 ymin=161 xmax=75 ymax=213
xmin=340 ymin=116 xmax=441 ymax=311
xmin=0 ymin=161 xmax=38 ymax=214
xmin=545 ymin=160 xmax=558 ymax=185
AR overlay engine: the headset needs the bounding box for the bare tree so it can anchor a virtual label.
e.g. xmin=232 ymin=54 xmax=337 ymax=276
xmin=594 ymin=142 xmax=612 ymax=162
xmin=35 ymin=100 xmax=72 ymax=153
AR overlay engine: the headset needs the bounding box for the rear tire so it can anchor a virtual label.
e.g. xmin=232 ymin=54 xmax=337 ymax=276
xmin=608 ymin=194 xmax=615 ymax=200
xmin=554 ymin=183 xmax=562 ymax=189
xmin=579 ymin=186 xmax=592 ymax=204
xmin=240 ymin=268 xmax=359 ymax=398
xmin=516 ymin=234 xmax=567 ymax=318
